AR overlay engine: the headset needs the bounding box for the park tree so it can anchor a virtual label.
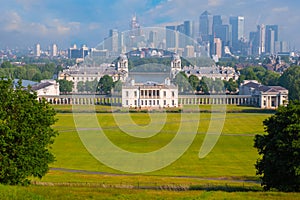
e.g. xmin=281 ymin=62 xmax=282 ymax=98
xmin=254 ymin=101 xmax=300 ymax=192
xmin=224 ymin=78 xmax=238 ymax=93
xmin=199 ymin=78 xmax=209 ymax=94
xmin=188 ymin=75 xmax=200 ymax=92
xmin=0 ymin=79 xmax=58 ymax=185
xmin=97 ymin=75 xmax=114 ymax=94
xmin=279 ymin=66 xmax=300 ymax=101
xmin=174 ymin=72 xmax=191 ymax=94
xmin=113 ymin=79 xmax=122 ymax=94
xmin=58 ymin=79 xmax=73 ymax=94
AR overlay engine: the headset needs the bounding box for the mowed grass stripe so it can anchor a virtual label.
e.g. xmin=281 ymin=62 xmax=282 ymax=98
xmin=50 ymin=113 xmax=267 ymax=178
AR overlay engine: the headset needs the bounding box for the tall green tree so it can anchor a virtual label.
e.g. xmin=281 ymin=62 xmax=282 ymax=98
xmin=254 ymin=101 xmax=300 ymax=192
xmin=174 ymin=72 xmax=191 ymax=94
xmin=97 ymin=75 xmax=114 ymax=94
xmin=224 ymin=78 xmax=238 ymax=93
xmin=188 ymin=75 xmax=200 ymax=92
xmin=0 ymin=79 xmax=58 ymax=185
xmin=58 ymin=79 xmax=73 ymax=94
xmin=279 ymin=66 xmax=300 ymax=101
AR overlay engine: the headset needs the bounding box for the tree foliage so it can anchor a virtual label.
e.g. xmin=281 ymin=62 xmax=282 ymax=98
xmin=238 ymin=66 xmax=279 ymax=86
xmin=279 ymin=66 xmax=300 ymax=101
xmin=0 ymin=79 xmax=58 ymax=185
xmin=97 ymin=75 xmax=114 ymax=95
xmin=58 ymin=79 xmax=73 ymax=94
xmin=0 ymin=62 xmax=60 ymax=82
xmin=254 ymin=101 xmax=300 ymax=192
xmin=224 ymin=78 xmax=238 ymax=93
xmin=174 ymin=72 xmax=192 ymax=94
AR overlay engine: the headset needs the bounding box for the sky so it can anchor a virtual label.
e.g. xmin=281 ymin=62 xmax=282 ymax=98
xmin=0 ymin=0 xmax=299 ymax=50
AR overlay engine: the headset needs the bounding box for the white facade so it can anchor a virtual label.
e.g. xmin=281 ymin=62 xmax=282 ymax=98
xmin=32 ymin=80 xmax=60 ymax=96
xmin=58 ymin=54 xmax=129 ymax=92
xmin=239 ymin=80 xmax=288 ymax=109
xmin=122 ymin=79 xmax=178 ymax=108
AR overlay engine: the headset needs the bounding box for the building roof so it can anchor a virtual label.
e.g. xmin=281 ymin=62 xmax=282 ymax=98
xmin=31 ymin=82 xmax=54 ymax=91
xmin=242 ymin=81 xmax=288 ymax=93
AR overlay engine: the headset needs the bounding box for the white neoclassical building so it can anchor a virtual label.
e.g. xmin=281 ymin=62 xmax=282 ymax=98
xmin=31 ymin=80 xmax=60 ymax=97
xmin=122 ymin=79 xmax=178 ymax=108
xmin=239 ymin=80 xmax=288 ymax=109
xmin=58 ymin=54 xmax=129 ymax=92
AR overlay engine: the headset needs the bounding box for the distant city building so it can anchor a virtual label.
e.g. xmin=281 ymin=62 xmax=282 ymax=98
xmin=35 ymin=43 xmax=41 ymax=57
xmin=109 ymin=29 xmax=119 ymax=53
xmin=51 ymin=44 xmax=58 ymax=57
xmin=199 ymin=10 xmax=212 ymax=42
xmin=122 ymin=78 xmax=178 ymax=108
xmin=68 ymin=44 xmax=89 ymax=62
xmin=258 ymin=24 xmax=266 ymax=55
xmin=229 ymin=16 xmax=245 ymax=52
xmin=213 ymin=38 xmax=222 ymax=59
xmin=166 ymin=26 xmax=177 ymax=49
xmin=265 ymin=25 xmax=278 ymax=54
xmin=185 ymin=45 xmax=195 ymax=58
xmin=148 ymin=30 xmax=158 ymax=48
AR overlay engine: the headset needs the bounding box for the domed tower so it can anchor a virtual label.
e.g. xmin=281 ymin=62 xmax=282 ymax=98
xmin=171 ymin=54 xmax=181 ymax=78
xmin=117 ymin=54 xmax=129 ymax=73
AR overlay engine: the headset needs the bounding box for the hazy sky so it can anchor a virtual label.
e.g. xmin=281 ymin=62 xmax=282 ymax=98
xmin=0 ymin=0 xmax=299 ymax=50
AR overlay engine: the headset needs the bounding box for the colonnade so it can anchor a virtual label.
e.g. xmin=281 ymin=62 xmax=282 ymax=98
xmin=39 ymin=94 xmax=259 ymax=107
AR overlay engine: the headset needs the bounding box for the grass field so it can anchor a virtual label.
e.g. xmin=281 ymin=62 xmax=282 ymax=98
xmin=1 ymin=106 xmax=299 ymax=199
xmin=49 ymin=111 xmax=269 ymax=177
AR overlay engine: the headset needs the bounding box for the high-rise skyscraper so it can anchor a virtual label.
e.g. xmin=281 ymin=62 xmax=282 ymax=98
xmin=51 ymin=44 xmax=58 ymax=57
xmin=183 ymin=20 xmax=193 ymax=38
xmin=109 ymin=29 xmax=119 ymax=53
xmin=212 ymin=15 xmax=222 ymax=35
xmin=199 ymin=11 xmax=212 ymax=42
xmin=149 ymin=31 xmax=158 ymax=48
xmin=265 ymin=25 xmax=278 ymax=54
xmin=249 ymin=31 xmax=260 ymax=56
xmin=35 ymin=43 xmax=41 ymax=57
xmin=166 ymin=26 xmax=177 ymax=49
xmin=213 ymin=38 xmax=222 ymax=59
xmin=229 ymin=16 xmax=245 ymax=52
xmin=258 ymin=24 xmax=266 ymax=55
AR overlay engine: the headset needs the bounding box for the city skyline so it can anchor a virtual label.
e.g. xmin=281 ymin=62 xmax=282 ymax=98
xmin=0 ymin=0 xmax=299 ymax=50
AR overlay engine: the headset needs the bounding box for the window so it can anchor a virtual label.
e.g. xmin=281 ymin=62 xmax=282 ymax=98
xmin=126 ymin=100 xmax=128 ymax=106
xmin=141 ymin=90 xmax=144 ymax=96
xmin=126 ymin=91 xmax=129 ymax=97
xmin=134 ymin=91 xmax=137 ymax=97
xmin=134 ymin=100 xmax=137 ymax=106
xmin=172 ymin=91 xmax=175 ymax=97
xmin=153 ymin=100 xmax=155 ymax=105
xmin=172 ymin=100 xmax=175 ymax=106
xmin=157 ymin=100 xmax=159 ymax=105
xmin=149 ymin=100 xmax=152 ymax=105
xmin=141 ymin=100 xmax=144 ymax=105
xmin=157 ymin=90 xmax=160 ymax=97
xmin=164 ymin=100 xmax=166 ymax=106
xmin=163 ymin=91 xmax=166 ymax=97
xmin=145 ymin=100 xmax=147 ymax=106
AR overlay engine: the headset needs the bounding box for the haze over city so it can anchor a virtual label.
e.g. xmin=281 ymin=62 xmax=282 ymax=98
xmin=0 ymin=0 xmax=299 ymax=50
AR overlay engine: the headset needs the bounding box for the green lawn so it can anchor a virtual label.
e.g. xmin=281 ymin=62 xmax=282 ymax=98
xmin=49 ymin=112 xmax=269 ymax=177
xmin=2 ymin=110 xmax=299 ymax=199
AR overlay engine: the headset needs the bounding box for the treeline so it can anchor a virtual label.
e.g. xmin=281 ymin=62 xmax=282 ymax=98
xmin=127 ymin=57 xmax=215 ymax=72
xmin=174 ymin=72 xmax=238 ymax=95
xmin=238 ymin=66 xmax=280 ymax=85
xmin=0 ymin=61 xmax=62 ymax=82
